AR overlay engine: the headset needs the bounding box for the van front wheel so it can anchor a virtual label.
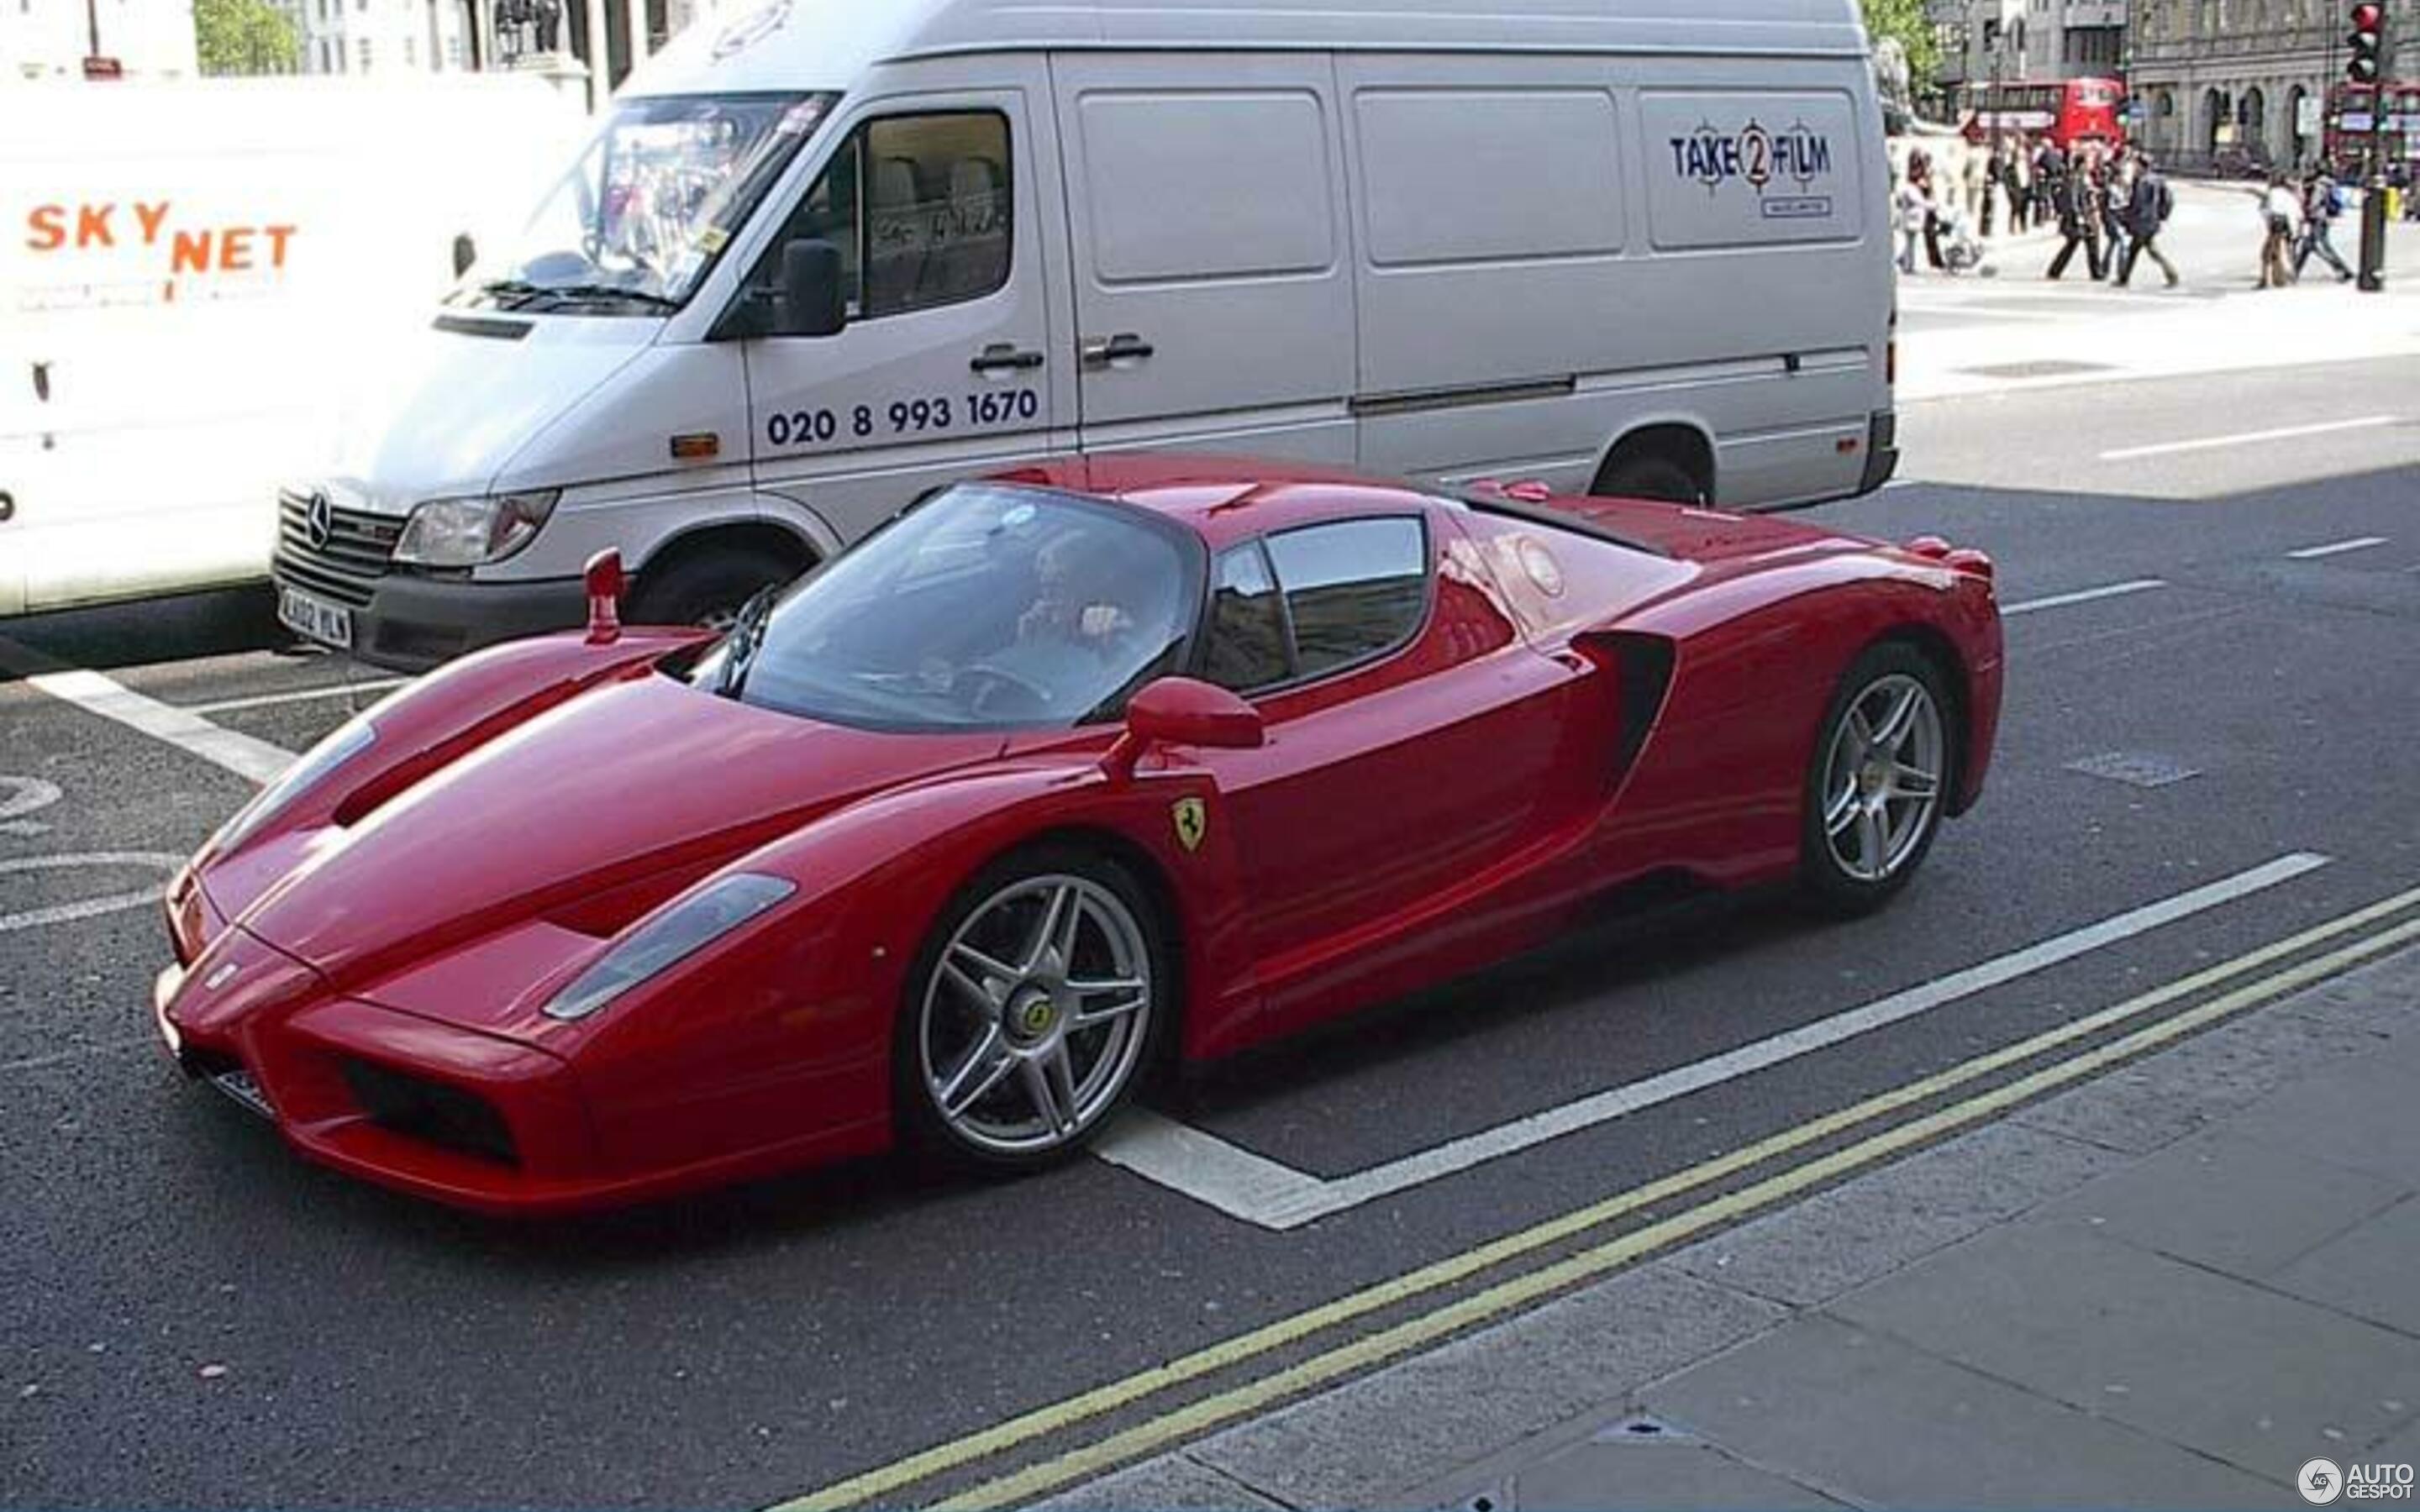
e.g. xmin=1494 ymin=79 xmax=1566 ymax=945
xmin=628 ymin=546 xmax=794 ymax=632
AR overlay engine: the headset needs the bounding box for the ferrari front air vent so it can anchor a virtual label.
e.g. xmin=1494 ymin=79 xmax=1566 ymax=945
xmin=341 ymin=1059 xmax=518 ymax=1167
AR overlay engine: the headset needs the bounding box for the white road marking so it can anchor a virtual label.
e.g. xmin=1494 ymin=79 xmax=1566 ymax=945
xmin=1098 ymin=852 xmax=2333 ymax=1229
xmin=2100 ymin=416 xmax=2397 ymax=462
xmin=2286 ymin=536 xmax=2391 ymax=561
xmin=2002 ymin=579 xmax=2169 ymax=616
xmin=182 ymin=678 xmax=408 ymax=717
xmin=0 ymin=776 xmax=63 ymax=825
xmin=0 ymin=852 xmax=186 ymax=934
xmin=0 ymin=638 xmax=291 ymax=786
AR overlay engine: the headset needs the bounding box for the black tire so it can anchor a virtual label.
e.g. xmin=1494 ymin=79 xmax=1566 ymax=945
xmin=1797 ymin=642 xmax=1956 ymax=918
xmin=894 ymin=843 xmax=1174 ymax=1175
xmin=627 ymin=545 xmax=795 ymax=630
xmin=1595 ymin=454 xmax=1705 ymax=505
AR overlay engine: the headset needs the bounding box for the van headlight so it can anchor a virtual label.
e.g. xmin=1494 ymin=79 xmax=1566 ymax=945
xmin=543 ymin=874 xmax=796 ymax=1022
xmin=393 ymin=491 xmax=560 ymax=567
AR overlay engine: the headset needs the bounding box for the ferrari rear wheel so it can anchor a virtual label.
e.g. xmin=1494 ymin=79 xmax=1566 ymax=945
xmin=902 ymin=848 xmax=1166 ymax=1170
xmin=1801 ymin=643 xmax=1953 ymax=915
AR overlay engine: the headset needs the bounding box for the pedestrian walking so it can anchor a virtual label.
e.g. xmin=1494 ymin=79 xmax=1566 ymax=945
xmin=2257 ymin=173 xmax=2302 ymax=289
xmin=2009 ymin=138 xmax=2034 ymax=231
xmin=2116 ymin=152 xmax=2181 ymax=288
xmin=2296 ymin=168 xmax=2357 ymax=282
xmin=2100 ymin=152 xmax=2134 ymax=281
xmin=1911 ymin=150 xmax=1947 ymax=270
xmin=2046 ymin=147 xmax=2104 ymax=281
xmin=1896 ymin=154 xmax=1928 ymax=274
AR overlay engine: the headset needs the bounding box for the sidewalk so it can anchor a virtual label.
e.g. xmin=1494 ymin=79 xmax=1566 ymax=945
xmin=1046 ymin=946 xmax=2420 ymax=1510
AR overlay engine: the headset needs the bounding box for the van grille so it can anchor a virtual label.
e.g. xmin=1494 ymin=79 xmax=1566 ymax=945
xmin=273 ymin=491 xmax=402 ymax=610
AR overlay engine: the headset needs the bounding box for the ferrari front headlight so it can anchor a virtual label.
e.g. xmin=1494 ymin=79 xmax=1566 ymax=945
xmin=393 ymin=491 xmax=559 ymax=568
xmin=543 ymin=874 xmax=795 ymax=1022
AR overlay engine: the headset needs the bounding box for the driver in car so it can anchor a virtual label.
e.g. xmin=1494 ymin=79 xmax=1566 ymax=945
xmin=1016 ymin=531 xmax=1139 ymax=656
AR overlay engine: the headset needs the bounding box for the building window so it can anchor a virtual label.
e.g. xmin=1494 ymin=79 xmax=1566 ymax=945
xmin=403 ymin=33 xmax=415 ymax=64
xmin=357 ymin=34 xmax=370 ymax=68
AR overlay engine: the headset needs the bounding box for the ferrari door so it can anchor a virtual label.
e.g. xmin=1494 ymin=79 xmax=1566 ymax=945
xmin=1192 ymin=514 xmax=1585 ymax=994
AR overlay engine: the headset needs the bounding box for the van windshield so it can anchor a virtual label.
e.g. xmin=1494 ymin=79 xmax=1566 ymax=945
xmin=464 ymin=91 xmax=836 ymax=315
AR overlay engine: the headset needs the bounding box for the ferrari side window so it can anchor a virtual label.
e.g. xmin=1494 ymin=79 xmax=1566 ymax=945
xmin=1265 ymin=518 xmax=1429 ymax=680
xmin=1203 ymin=543 xmax=1292 ymax=694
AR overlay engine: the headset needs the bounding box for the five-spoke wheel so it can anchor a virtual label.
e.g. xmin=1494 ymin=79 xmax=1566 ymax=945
xmin=901 ymin=849 xmax=1165 ymax=1168
xmin=1801 ymin=643 xmax=1955 ymax=913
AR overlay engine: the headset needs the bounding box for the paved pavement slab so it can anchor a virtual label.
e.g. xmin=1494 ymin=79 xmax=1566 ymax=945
xmin=1481 ymin=1430 xmax=1847 ymax=1512
xmin=2272 ymin=1196 xmax=2420 ymax=1339
xmin=1670 ymin=1121 xmax=2126 ymax=1309
xmin=1033 ymin=1452 xmax=1292 ymax=1512
xmin=2223 ymin=1060 xmax=2420 ymax=1187
xmin=1642 ymin=1314 xmax=2291 ymax=1510
xmin=2033 ymin=1131 xmax=2411 ymax=1279
xmin=1183 ymin=1267 xmax=1787 ymax=1510
xmin=1830 ymin=1217 xmax=2420 ymax=1473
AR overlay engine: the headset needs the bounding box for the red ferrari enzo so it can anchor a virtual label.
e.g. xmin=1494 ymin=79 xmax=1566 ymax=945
xmin=156 ymin=455 xmax=2001 ymax=1215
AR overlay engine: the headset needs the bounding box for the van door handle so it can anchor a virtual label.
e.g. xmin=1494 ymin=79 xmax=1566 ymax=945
xmin=971 ymin=344 xmax=1044 ymax=374
xmin=1081 ymin=333 xmax=1155 ymax=367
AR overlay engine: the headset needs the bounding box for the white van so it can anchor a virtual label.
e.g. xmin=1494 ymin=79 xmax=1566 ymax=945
xmin=0 ymin=76 xmax=578 ymax=618
xmin=271 ymin=0 xmax=1898 ymax=669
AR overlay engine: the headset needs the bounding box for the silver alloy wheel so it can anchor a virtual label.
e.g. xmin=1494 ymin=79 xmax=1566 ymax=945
xmin=1820 ymin=672 xmax=1946 ymax=884
xmin=918 ymin=874 xmax=1155 ymax=1157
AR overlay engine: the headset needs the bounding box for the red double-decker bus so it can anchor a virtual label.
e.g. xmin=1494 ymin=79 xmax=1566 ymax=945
xmin=2323 ymin=81 xmax=2420 ymax=170
xmin=1962 ymin=77 xmax=2128 ymax=150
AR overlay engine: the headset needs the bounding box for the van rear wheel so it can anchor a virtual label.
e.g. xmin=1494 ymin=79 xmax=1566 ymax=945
xmin=629 ymin=546 xmax=793 ymax=631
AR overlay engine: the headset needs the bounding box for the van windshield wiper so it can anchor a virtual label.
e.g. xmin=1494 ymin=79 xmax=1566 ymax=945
xmin=477 ymin=279 xmax=681 ymax=312
xmin=534 ymin=283 xmax=682 ymax=311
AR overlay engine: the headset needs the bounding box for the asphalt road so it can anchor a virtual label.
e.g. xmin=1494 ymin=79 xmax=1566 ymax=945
xmin=5 ymin=355 xmax=2419 ymax=1509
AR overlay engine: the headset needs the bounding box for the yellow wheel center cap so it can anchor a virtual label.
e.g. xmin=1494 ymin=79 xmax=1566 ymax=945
xmin=1010 ymin=989 xmax=1057 ymax=1040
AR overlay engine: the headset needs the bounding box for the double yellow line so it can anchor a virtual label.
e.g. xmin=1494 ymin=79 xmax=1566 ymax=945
xmin=781 ymin=882 xmax=2420 ymax=1512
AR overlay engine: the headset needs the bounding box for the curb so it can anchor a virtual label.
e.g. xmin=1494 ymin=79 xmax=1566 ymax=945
xmin=1039 ymin=942 xmax=2420 ymax=1511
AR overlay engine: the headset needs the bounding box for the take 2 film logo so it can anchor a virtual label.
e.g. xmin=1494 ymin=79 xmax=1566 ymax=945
xmin=1669 ymin=117 xmax=1836 ymax=221
xmin=2302 ymin=1457 xmax=2417 ymax=1504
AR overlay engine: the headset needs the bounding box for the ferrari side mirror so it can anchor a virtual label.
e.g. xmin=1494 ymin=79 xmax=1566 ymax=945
xmin=584 ymin=549 xmax=624 ymax=643
xmin=1106 ymin=677 xmax=1263 ymax=780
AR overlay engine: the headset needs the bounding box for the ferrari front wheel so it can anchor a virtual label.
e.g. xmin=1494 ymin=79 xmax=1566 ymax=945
xmin=900 ymin=848 xmax=1167 ymax=1171
xmin=1800 ymin=643 xmax=1953 ymax=916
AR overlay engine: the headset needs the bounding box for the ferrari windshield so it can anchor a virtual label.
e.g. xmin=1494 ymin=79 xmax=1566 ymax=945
xmin=692 ymin=486 xmax=1202 ymax=730
xmin=463 ymin=91 xmax=835 ymax=313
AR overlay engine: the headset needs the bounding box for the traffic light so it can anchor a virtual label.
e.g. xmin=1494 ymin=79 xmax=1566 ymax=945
xmin=2348 ymin=3 xmax=2384 ymax=86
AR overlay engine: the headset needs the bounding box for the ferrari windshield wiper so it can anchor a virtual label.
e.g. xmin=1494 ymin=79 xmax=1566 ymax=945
xmin=713 ymin=588 xmax=781 ymax=701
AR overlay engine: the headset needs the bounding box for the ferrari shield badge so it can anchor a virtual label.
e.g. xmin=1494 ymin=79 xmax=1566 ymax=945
xmin=1171 ymin=797 xmax=1208 ymax=854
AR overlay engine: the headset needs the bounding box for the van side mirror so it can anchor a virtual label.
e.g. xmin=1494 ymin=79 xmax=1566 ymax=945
xmin=451 ymin=233 xmax=477 ymax=279
xmin=780 ymin=239 xmax=846 ymax=338
xmin=1104 ymin=677 xmax=1264 ymax=780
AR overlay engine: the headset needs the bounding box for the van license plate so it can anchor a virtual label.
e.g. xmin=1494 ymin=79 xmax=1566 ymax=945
xmin=278 ymin=586 xmax=354 ymax=650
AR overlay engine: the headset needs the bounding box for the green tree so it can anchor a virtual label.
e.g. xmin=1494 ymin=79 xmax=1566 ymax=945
xmin=194 ymin=0 xmax=300 ymax=75
xmin=1861 ymin=0 xmax=1939 ymax=102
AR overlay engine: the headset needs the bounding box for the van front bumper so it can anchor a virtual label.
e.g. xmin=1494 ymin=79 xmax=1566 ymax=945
xmin=274 ymin=553 xmax=584 ymax=672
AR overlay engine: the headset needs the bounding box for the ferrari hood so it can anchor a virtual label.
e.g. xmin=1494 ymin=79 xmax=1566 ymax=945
xmin=237 ymin=673 xmax=1002 ymax=990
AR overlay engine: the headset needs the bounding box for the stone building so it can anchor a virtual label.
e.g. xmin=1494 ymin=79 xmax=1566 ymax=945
xmin=1930 ymin=0 xmax=2131 ymax=114
xmin=2128 ymin=0 xmax=2414 ymax=171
